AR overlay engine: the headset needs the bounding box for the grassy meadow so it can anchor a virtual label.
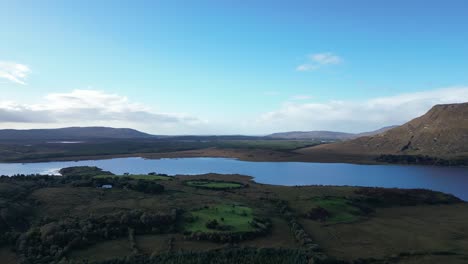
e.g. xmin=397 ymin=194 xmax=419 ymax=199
xmin=185 ymin=179 xmax=245 ymax=189
xmin=184 ymin=205 xmax=256 ymax=233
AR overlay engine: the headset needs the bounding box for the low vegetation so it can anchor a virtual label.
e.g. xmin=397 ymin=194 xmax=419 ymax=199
xmin=184 ymin=205 xmax=256 ymax=233
xmin=0 ymin=166 xmax=466 ymax=264
xmin=0 ymin=138 xmax=320 ymax=163
xmin=303 ymin=197 xmax=366 ymax=224
xmin=376 ymin=154 xmax=468 ymax=166
xmin=184 ymin=179 xmax=246 ymax=190
xmin=89 ymin=248 xmax=315 ymax=264
xmin=353 ymin=187 xmax=462 ymax=206
xmin=94 ymin=174 xmax=173 ymax=181
xmin=183 ymin=205 xmax=271 ymax=243
xmin=16 ymin=210 xmax=178 ymax=263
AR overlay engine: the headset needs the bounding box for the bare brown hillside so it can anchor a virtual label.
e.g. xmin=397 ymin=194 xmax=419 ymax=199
xmin=298 ymin=102 xmax=468 ymax=158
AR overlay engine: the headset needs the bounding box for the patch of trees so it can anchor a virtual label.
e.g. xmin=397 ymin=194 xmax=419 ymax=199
xmin=132 ymin=179 xmax=165 ymax=194
xmin=376 ymin=154 xmax=468 ymax=166
xmin=60 ymin=166 xmax=166 ymax=194
xmin=0 ymin=173 xmax=165 ymax=195
xmin=59 ymin=166 xmax=113 ymax=179
xmin=184 ymin=218 xmax=271 ymax=243
xmin=205 ymin=219 xmax=231 ymax=231
xmin=0 ymin=202 xmax=32 ymax=246
xmin=0 ymin=180 xmax=41 ymax=246
xmin=81 ymin=247 xmax=323 ymax=264
xmin=0 ymin=170 xmax=166 ymax=247
xmin=273 ymin=200 xmax=328 ymax=262
xmin=303 ymin=206 xmax=330 ymax=222
xmin=92 ymin=177 xmax=165 ymax=194
xmin=16 ymin=209 xmax=178 ymax=264
xmin=354 ymin=187 xmax=462 ymax=207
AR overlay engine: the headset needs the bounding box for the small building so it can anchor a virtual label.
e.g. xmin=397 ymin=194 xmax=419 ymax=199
xmin=101 ymin=184 xmax=113 ymax=189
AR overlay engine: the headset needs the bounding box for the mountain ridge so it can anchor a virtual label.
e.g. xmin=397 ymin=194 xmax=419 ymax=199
xmin=0 ymin=127 xmax=154 ymax=141
xmin=267 ymin=126 xmax=397 ymax=140
xmin=298 ymin=102 xmax=468 ymax=158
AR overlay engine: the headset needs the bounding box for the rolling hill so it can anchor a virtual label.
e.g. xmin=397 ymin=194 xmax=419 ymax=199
xmin=0 ymin=127 xmax=154 ymax=142
xmin=298 ymin=102 xmax=468 ymax=158
xmin=267 ymin=126 xmax=397 ymax=141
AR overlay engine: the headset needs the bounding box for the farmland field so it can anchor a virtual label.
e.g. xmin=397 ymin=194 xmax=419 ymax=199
xmin=184 ymin=205 xmax=257 ymax=233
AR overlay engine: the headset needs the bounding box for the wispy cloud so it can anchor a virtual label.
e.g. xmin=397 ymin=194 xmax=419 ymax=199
xmin=258 ymin=86 xmax=468 ymax=133
xmin=296 ymin=52 xmax=343 ymax=72
xmin=0 ymin=61 xmax=31 ymax=85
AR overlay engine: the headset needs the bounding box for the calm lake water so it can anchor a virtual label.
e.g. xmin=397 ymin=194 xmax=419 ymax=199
xmin=1 ymin=157 xmax=467 ymax=200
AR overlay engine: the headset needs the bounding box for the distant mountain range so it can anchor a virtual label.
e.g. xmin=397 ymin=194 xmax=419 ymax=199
xmin=0 ymin=126 xmax=399 ymax=142
xmin=2 ymin=102 xmax=466 ymax=162
xmin=267 ymin=126 xmax=397 ymax=141
xmin=0 ymin=127 xmax=154 ymax=141
xmin=299 ymin=102 xmax=468 ymax=158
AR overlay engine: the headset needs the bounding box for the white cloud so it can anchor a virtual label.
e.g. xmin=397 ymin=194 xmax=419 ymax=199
xmin=0 ymin=89 xmax=204 ymax=133
xmin=296 ymin=64 xmax=319 ymax=72
xmin=0 ymin=61 xmax=31 ymax=85
xmin=310 ymin=53 xmax=342 ymax=65
xmin=296 ymin=52 xmax=343 ymax=72
xmin=2 ymin=87 xmax=468 ymax=135
xmin=257 ymin=87 xmax=468 ymax=133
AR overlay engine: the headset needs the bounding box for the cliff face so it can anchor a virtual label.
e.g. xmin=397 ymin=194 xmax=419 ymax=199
xmin=298 ymin=103 xmax=468 ymax=158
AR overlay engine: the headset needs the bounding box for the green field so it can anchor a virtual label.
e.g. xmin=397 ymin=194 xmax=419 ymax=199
xmin=185 ymin=180 xmax=244 ymax=189
xmin=94 ymin=174 xmax=173 ymax=181
xmin=309 ymin=197 xmax=364 ymax=224
xmin=184 ymin=205 xmax=257 ymax=233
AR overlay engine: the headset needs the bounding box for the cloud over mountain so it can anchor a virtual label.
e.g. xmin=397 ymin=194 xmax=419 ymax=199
xmin=257 ymin=87 xmax=468 ymax=133
xmin=0 ymin=90 xmax=202 ymax=133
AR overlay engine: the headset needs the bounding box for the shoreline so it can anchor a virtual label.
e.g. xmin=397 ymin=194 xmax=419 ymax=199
xmin=0 ymin=147 xmax=382 ymax=165
xmin=0 ymin=148 xmax=465 ymax=169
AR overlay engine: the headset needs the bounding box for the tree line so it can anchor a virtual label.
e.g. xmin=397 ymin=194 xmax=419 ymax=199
xmin=16 ymin=209 xmax=178 ymax=264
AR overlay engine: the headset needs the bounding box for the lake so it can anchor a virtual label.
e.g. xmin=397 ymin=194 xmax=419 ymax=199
xmin=1 ymin=157 xmax=467 ymax=200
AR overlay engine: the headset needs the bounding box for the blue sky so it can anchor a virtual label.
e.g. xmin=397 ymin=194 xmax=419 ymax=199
xmin=1 ymin=0 xmax=468 ymax=134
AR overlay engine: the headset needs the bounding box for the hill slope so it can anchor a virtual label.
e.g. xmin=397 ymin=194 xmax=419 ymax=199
xmin=268 ymin=126 xmax=396 ymax=141
xmin=353 ymin=126 xmax=398 ymax=138
xmin=267 ymin=131 xmax=354 ymax=140
xmin=298 ymin=103 xmax=468 ymax=158
xmin=0 ymin=127 xmax=154 ymax=141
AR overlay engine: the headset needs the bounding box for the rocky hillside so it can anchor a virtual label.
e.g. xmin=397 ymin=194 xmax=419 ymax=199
xmin=298 ymin=103 xmax=468 ymax=158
